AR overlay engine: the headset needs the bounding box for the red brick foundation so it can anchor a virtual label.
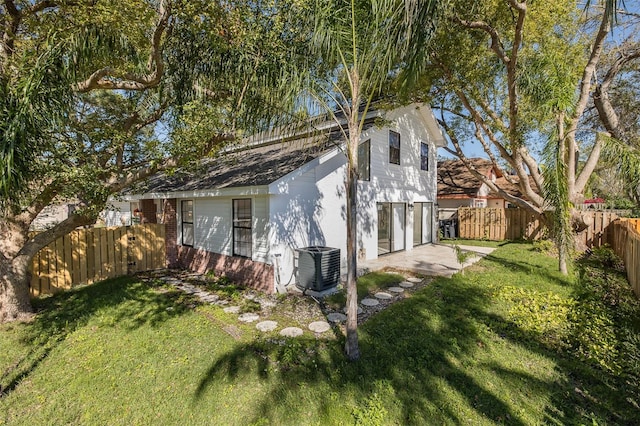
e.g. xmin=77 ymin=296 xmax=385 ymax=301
xmin=177 ymin=246 xmax=274 ymax=293
xmin=164 ymin=199 xmax=179 ymax=268
xmin=140 ymin=199 xmax=158 ymax=224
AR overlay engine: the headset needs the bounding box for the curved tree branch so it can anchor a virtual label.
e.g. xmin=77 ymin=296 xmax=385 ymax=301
xmin=75 ymin=0 xmax=171 ymax=92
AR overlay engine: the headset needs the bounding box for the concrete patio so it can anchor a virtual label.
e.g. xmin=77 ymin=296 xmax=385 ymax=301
xmin=360 ymin=243 xmax=496 ymax=278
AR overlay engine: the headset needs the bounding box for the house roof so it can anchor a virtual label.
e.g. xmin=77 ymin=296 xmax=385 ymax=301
xmin=437 ymin=158 xmax=539 ymax=201
xmin=437 ymin=158 xmax=499 ymax=198
xmin=124 ymin=103 xmax=445 ymax=198
xmin=124 ymin=131 xmax=345 ymax=195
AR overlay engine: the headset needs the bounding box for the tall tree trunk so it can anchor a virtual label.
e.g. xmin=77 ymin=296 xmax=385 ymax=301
xmin=344 ymin=137 xmax=360 ymax=361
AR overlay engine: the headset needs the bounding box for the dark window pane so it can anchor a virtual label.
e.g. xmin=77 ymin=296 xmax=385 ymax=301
xmin=389 ymin=131 xmax=400 ymax=165
xmin=181 ymin=200 xmax=193 ymax=223
xmin=357 ymin=139 xmax=370 ymax=181
xmin=420 ymin=142 xmax=429 ymax=171
xmin=181 ymin=200 xmax=194 ymax=246
xmin=233 ymin=199 xmax=252 ymax=257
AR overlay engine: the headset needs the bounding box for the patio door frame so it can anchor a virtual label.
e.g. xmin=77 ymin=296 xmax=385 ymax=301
xmin=377 ymin=202 xmax=406 ymax=256
xmin=413 ymin=202 xmax=434 ymax=246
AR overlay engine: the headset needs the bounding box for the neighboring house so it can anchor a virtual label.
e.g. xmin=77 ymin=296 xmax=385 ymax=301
xmin=437 ymin=158 xmax=526 ymax=219
xmin=108 ymin=104 xmax=446 ymax=293
xmin=31 ymin=203 xmax=78 ymax=231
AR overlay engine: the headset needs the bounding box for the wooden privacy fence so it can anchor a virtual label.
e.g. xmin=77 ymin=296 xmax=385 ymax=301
xmin=611 ymin=219 xmax=640 ymax=298
xmin=457 ymin=208 xmax=545 ymax=241
xmin=30 ymin=224 xmax=166 ymax=297
xmin=456 ymin=207 xmax=619 ymax=248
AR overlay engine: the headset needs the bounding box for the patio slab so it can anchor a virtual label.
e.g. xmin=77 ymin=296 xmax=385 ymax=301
xmin=360 ymin=243 xmax=495 ymax=278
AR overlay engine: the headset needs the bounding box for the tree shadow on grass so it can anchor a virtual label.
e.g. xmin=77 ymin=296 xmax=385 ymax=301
xmin=194 ymin=271 xmax=639 ymax=425
xmin=0 ymin=276 xmax=190 ymax=398
xmin=481 ymin=253 xmax=573 ymax=288
xmin=193 ymin=278 xmax=537 ymax=425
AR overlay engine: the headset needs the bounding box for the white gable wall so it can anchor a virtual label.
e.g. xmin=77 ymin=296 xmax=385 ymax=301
xmin=268 ymin=149 xmax=348 ymax=288
xmin=269 ymin=104 xmax=441 ymax=289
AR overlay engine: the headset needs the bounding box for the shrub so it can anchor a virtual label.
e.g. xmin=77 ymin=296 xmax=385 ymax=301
xmin=497 ymin=286 xmax=573 ymax=350
xmin=531 ymin=239 xmax=555 ymax=254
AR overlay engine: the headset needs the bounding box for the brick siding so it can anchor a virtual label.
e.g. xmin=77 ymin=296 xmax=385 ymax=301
xmin=163 ymin=199 xmax=179 ymax=268
xmin=177 ymin=246 xmax=274 ymax=293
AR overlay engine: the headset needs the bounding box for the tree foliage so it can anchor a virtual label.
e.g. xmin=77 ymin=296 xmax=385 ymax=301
xmin=0 ymin=0 xmax=311 ymax=321
xmin=402 ymin=0 xmax=640 ymax=272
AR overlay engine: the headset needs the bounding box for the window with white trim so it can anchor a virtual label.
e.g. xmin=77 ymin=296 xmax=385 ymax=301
xmin=181 ymin=200 xmax=194 ymax=246
xmin=357 ymin=139 xmax=370 ymax=181
xmin=233 ymin=199 xmax=252 ymax=258
xmin=389 ymin=130 xmax=400 ymax=165
xmin=420 ymin=142 xmax=429 ymax=171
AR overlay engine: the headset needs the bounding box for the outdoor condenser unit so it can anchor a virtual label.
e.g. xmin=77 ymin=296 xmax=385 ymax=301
xmin=295 ymin=246 xmax=341 ymax=292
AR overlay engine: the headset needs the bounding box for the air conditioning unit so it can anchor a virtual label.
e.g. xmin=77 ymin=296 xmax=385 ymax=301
xmin=295 ymin=246 xmax=341 ymax=292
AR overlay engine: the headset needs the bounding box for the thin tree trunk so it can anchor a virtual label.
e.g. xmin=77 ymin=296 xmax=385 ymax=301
xmin=558 ymin=243 xmax=568 ymax=275
xmin=344 ymin=146 xmax=360 ymax=361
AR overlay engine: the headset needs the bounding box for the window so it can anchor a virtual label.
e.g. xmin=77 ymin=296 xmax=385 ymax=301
xmin=357 ymin=139 xmax=370 ymax=181
xmin=473 ymin=199 xmax=487 ymax=208
xmin=420 ymin=142 xmax=429 ymax=171
xmin=233 ymin=199 xmax=252 ymax=258
xmin=389 ymin=130 xmax=400 ymax=165
xmin=181 ymin=200 xmax=193 ymax=246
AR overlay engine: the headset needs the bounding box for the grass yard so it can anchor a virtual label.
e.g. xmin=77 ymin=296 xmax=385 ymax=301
xmin=1 ymin=242 xmax=639 ymax=425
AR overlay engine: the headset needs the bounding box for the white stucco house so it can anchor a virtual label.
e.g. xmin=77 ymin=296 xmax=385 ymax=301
xmin=109 ymin=103 xmax=446 ymax=293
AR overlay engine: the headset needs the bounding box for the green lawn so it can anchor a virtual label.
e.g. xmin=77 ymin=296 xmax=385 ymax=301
xmin=1 ymin=242 xmax=638 ymax=425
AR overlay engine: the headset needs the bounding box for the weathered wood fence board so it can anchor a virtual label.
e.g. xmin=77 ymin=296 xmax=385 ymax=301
xmin=30 ymin=224 xmax=165 ymax=297
xmin=611 ymin=220 xmax=640 ymax=298
xmin=456 ymin=208 xmax=619 ymax=248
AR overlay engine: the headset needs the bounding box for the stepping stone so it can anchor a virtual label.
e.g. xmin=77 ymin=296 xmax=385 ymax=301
xmin=256 ymin=320 xmax=278 ymax=332
xmin=361 ymin=298 xmax=379 ymax=307
xmin=374 ymin=292 xmax=393 ymax=300
xmin=407 ymin=277 xmax=422 ymax=283
xmin=280 ymin=327 xmax=303 ymax=337
xmin=327 ymin=312 xmax=347 ymax=323
xmin=388 ymin=286 xmax=405 ymax=293
xmin=343 ymin=306 xmax=364 ymax=315
xmin=201 ymin=295 xmax=219 ymax=303
xmin=308 ymin=321 xmax=331 ymax=333
xmin=238 ymin=313 xmax=260 ymax=323
xmin=223 ymin=306 xmax=241 ymax=314
xmin=399 ymin=281 xmax=415 ymax=288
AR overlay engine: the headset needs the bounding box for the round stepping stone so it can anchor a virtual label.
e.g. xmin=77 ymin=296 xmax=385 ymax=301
xmin=327 ymin=312 xmax=347 ymax=323
xmin=361 ymin=298 xmax=379 ymax=307
xmin=223 ymin=306 xmax=241 ymax=314
xmin=399 ymin=281 xmax=415 ymax=288
xmin=343 ymin=306 xmax=364 ymax=315
xmin=407 ymin=277 xmax=422 ymax=283
xmin=374 ymin=292 xmax=393 ymax=300
xmin=388 ymin=286 xmax=405 ymax=293
xmin=256 ymin=320 xmax=278 ymax=332
xmin=238 ymin=313 xmax=260 ymax=323
xmin=308 ymin=321 xmax=331 ymax=333
xmin=280 ymin=327 xmax=303 ymax=337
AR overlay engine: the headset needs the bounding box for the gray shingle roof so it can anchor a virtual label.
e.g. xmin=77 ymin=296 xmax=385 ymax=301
xmin=125 ymin=131 xmax=346 ymax=195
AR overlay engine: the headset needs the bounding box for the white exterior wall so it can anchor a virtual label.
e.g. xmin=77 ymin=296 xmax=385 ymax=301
xmin=268 ymin=150 xmax=348 ymax=288
xmin=177 ymin=196 xmax=270 ymax=264
xmin=356 ymin=107 xmax=439 ymax=262
xmin=101 ymin=201 xmax=132 ymax=227
xmin=269 ymin=104 xmax=442 ymax=288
